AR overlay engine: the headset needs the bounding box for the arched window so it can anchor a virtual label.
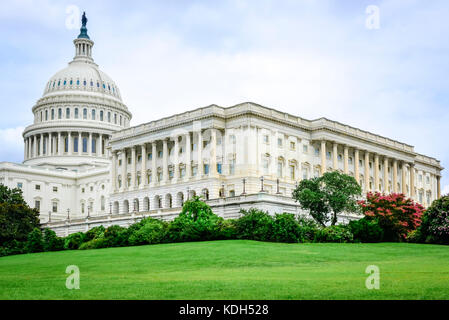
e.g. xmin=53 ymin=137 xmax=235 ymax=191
xmin=82 ymin=137 xmax=87 ymax=153
xmin=51 ymin=109 xmax=55 ymax=120
xmin=114 ymin=114 xmax=117 ymax=124
xmin=100 ymin=110 xmax=104 ymax=121
xmin=74 ymin=137 xmax=78 ymax=153
xmin=58 ymin=108 xmax=62 ymax=119
xmin=74 ymin=108 xmax=79 ymax=119
xmin=101 ymin=196 xmax=105 ymax=211
xmin=83 ymin=108 xmax=87 ymax=119
xmin=108 ymin=112 xmax=111 ymax=122
xmin=92 ymin=138 xmax=96 ymax=154
xmin=66 ymin=108 xmax=70 ymax=119
xmin=91 ymin=109 xmax=96 ymax=120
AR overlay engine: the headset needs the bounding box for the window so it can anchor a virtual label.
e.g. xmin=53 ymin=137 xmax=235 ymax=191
xmin=75 ymin=108 xmax=79 ymax=119
xmin=419 ymin=174 xmax=423 ymax=183
xmin=290 ymin=165 xmax=295 ymax=180
xmin=92 ymin=109 xmax=96 ymax=120
xmin=53 ymin=186 xmax=58 ymax=192
xmin=303 ymin=145 xmax=308 ymax=153
xmin=290 ymin=141 xmax=295 ymax=150
xmin=192 ymin=143 xmax=197 ymax=151
xmin=180 ymin=167 xmax=185 ymax=178
xmin=263 ymin=159 xmax=269 ymax=175
xmin=100 ymin=110 xmax=103 ymax=121
xmin=92 ymin=139 xmax=96 ymax=154
xmin=137 ymin=155 xmax=142 ymax=163
xmin=74 ymin=137 xmax=78 ymax=153
xmin=302 ymin=168 xmax=309 ymax=180
xmin=204 ymin=164 xmax=209 ymax=175
xmin=35 ymin=184 xmax=41 ymax=190
xmin=83 ymin=108 xmax=87 ymax=119
xmin=278 ymin=138 xmax=283 ymax=147
xmin=81 ymin=188 xmax=85 ymax=193
xmin=52 ymin=201 xmax=58 ymax=213
xmin=120 ymin=115 xmax=122 ymax=126
xmin=326 ymin=151 xmax=331 ymax=160
xmin=263 ymin=135 xmax=269 ymax=143
xmin=426 ymin=176 xmax=430 ymax=184
xmin=230 ymin=159 xmax=235 ymax=175
xmin=82 ymin=138 xmax=87 ymax=153
xmin=148 ymin=153 xmax=152 ymax=160
xmin=66 ymin=108 xmax=70 ymax=118
xmin=158 ymin=151 xmax=163 ymax=158
xmin=169 ymin=169 xmax=174 ymax=179
xmin=114 ymin=114 xmax=117 ymax=124
xmin=58 ymin=108 xmax=62 ymax=119
xmin=17 ymin=182 xmax=23 ymax=189
xmin=51 ymin=109 xmax=55 ymax=120
xmin=119 ymin=160 xmax=122 ymax=166
xmin=217 ymin=163 xmax=222 ymax=174
xmin=314 ymin=148 xmax=320 ymax=156
xmin=192 ymin=166 xmax=197 ymax=177
xmin=90 ymin=186 xmax=93 ymax=192
xmin=277 ymin=161 xmax=283 ymax=178
xmin=81 ymin=203 xmax=85 ymax=214
xmin=127 ymin=157 xmax=131 ymax=165
xmin=108 ymin=112 xmax=111 ymax=122
xmin=229 ymin=135 xmax=236 ymax=144
xmin=35 ymin=200 xmax=40 ymax=212
xmin=45 ymin=110 xmax=48 ymax=121
xmin=203 ymin=140 xmax=208 ymax=148
xmin=349 ymin=157 xmax=353 ymax=164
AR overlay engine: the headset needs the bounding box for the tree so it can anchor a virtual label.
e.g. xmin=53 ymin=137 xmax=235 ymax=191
xmin=292 ymin=171 xmax=362 ymax=226
xmin=417 ymin=195 xmax=449 ymax=244
xmin=0 ymin=184 xmax=40 ymax=254
xmin=358 ymin=192 xmax=424 ymax=241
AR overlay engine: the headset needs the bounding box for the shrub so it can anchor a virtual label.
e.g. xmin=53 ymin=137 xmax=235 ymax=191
xmin=64 ymin=232 xmax=86 ymax=250
xmin=358 ymin=192 xmax=424 ymax=242
xmin=271 ymin=213 xmax=303 ymax=243
xmin=167 ymin=196 xmax=222 ymax=242
xmin=26 ymin=228 xmax=44 ymax=253
xmin=79 ymin=238 xmax=109 ymax=250
xmin=216 ymin=219 xmax=238 ymax=240
xmin=314 ymin=225 xmax=354 ymax=243
xmin=128 ymin=218 xmax=168 ymax=245
xmin=348 ymin=217 xmax=384 ymax=243
xmin=234 ymin=208 xmax=273 ymax=241
xmin=103 ymin=225 xmax=129 ymax=247
xmin=417 ymin=195 xmax=449 ymax=244
xmin=85 ymin=226 xmax=106 ymax=241
xmin=296 ymin=215 xmax=320 ymax=242
xmin=42 ymin=228 xmax=64 ymax=251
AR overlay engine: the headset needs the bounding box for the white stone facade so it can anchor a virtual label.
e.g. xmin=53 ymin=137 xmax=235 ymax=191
xmin=0 ymin=20 xmax=443 ymax=237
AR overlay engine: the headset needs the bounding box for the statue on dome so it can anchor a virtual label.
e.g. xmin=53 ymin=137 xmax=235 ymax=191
xmin=81 ymin=12 xmax=87 ymax=27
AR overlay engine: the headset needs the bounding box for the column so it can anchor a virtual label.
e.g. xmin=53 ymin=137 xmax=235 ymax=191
xmin=185 ymin=133 xmax=191 ymax=179
xmin=47 ymin=134 xmax=50 ymax=156
xmin=78 ymin=132 xmax=82 ymax=155
xmin=332 ymin=142 xmax=338 ymax=170
xmin=99 ymin=134 xmax=103 ymax=157
xmin=173 ymin=137 xmax=179 ymax=181
xmin=401 ymin=162 xmax=407 ymax=195
xmin=374 ymin=154 xmax=380 ymax=192
xmin=320 ymin=140 xmax=326 ymax=175
xmin=210 ymin=129 xmax=217 ymax=176
xmin=131 ymin=146 xmax=136 ymax=189
xmin=141 ymin=144 xmax=147 ymax=187
xmin=162 ymin=139 xmax=168 ymax=183
xmin=197 ymin=130 xmax=203 ymax=178
xmin=121 ymin=149 xmax=127 ymax=191
xmin=28 ymin=137 xmax=32 ymax=158
xmin=24 ymin=138 xmax=28 ymax=160
xmin=58 ymin=132 xmax=62 ymax=156
xmin=88 ymin=132 xmax=92 ymax=156
xmin=68 ymin=132 xmax=72 ymax=155
xmin=40 ymin=133 xmax=43 ymax=156
xmin=111 ymin=151 xmax=117 ymax=192
xmin=364 ymin=151 xmax=370 ymax=191
xmin=410 ymin=164 xmax=415 ymax=198
xmin=383 ymin=157 xmax=389 ymax=192
xmin=151 ymin=142 xmax=157 ymax=185
xmin=437 ymin=175 xmax=441 ymax=199
xmin=354 ymin=148 xmax=360 ymax=184
xmin=393 ymin=159 xmax=398 ymax=193
xmin=343 ymin=145 xmax=349 ymax=174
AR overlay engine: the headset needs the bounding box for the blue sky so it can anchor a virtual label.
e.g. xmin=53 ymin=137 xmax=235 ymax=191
xmin=1 ymin=0 xmax=448 ymax=192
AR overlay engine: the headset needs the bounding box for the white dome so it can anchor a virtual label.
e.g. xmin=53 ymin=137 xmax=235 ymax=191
xmin=44 ymin=60 xmax=123 ymax=102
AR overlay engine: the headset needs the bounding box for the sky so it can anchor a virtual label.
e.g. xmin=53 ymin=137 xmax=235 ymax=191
xmin=0 ymin=0 xmax=448 ymax=193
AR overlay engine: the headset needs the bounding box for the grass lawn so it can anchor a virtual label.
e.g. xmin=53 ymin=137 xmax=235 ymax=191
xmin=0 ymin=240 xmax=448 ymax=300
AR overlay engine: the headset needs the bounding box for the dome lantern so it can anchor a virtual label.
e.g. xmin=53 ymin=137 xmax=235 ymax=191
xmin=73 ymin=12 xmax=94 ymax=64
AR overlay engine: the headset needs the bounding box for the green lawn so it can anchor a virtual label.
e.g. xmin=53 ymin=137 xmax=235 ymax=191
xmin=0 ymin=240 xmax=448 ymax=299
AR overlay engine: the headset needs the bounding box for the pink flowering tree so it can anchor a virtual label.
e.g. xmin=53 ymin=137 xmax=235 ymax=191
xmin=358 ymin=192 xmax=424 ymax=241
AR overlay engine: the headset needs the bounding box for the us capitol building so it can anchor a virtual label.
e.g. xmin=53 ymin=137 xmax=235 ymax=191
xmin=0 ymin=15 xmax=443 ymax=236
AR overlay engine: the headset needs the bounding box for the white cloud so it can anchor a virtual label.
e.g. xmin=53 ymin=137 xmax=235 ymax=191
xmin=442 ymin=185 xmax=449 ymax=197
